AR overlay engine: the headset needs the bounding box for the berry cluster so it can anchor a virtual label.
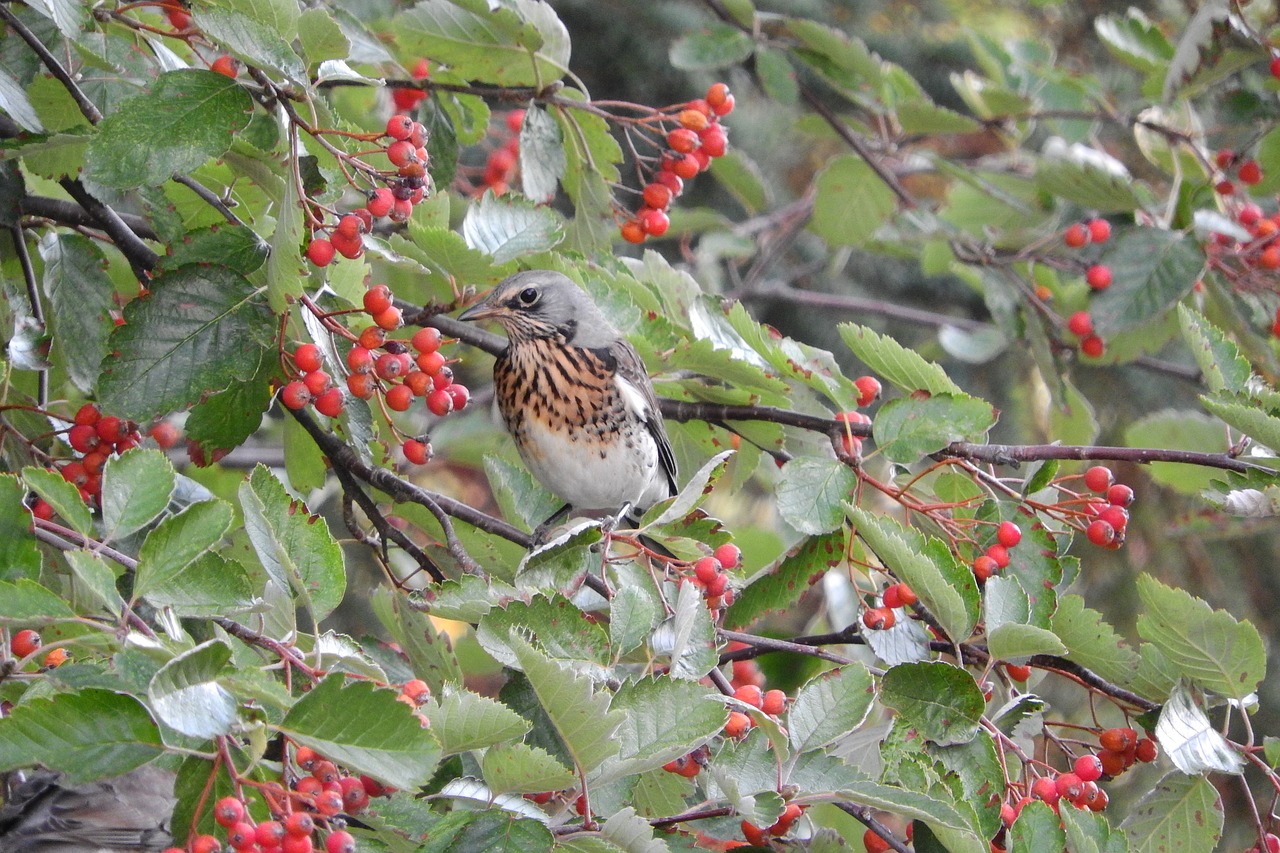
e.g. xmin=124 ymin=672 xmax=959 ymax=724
xmin=1213 ymin=148 xmax=1264 ymax=198
xmin=618 ymin=83 xmax=734 ymax=244
xmin=42 ymin=404 xmax=143 ymax=514
xmin=723 ymin=682 xmax=788 ymax=739
xmin=464 ymin=110 xmax=523 ymax=197
xmin=1061 ymin=218 xmax=1111 ymax=358
xmin=971 ymin=519 xmax=1022 ymax=583
xmin=391 ymin=59 xmax=431 ymax=112
xmin=281 ymin=288 xmax=468 ymax=462
xmin=7 ymin=629 xmax=67 ymax=669
xmin=1080 ymin=465 xmax=1133 ymax=549
xmin=687 ymin=542 xmax=742 ymax=613
xmin=861 ymin=581 xmax=917 ymax=632
xmin=305 ymin=114 xmax=430 ymax=268
xmin=740 ymin=802 xmax=806 ymax=847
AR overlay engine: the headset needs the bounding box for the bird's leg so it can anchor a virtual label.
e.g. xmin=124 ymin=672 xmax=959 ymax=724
xmin=531 ymin=502 xmax=573 ymax=546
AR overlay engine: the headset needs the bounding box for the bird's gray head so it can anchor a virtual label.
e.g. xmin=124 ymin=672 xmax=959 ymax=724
xmin=458 ymin=270 xmax=620 ymax=348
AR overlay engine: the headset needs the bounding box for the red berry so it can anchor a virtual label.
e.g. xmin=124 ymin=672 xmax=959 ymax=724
xmin=1083 ymin=465 xmax=1113 ymax=492
xmin=74 ymin=403 xmax=100 ymax=426
xmin=862 ymin=606 xmax=895 ymax=630
xmin=985 ymin=543 xmax=1010 ymax=568
xmin=1096 ymin=504 xmax=1129 ymax=532
xmin=1099 ymin=727 xmax=1138 ymax=753
xmin=724 ymin=710 xmax=751 ymax=737
xmin=642 ymin=183 xmax=673 ymax=210
xmin=11 ymin=629 xmax=40 ymax=657
xmin=284 ymin=812 xmax=315 ymax=837
xmin=712 ymin=93 xmax=735 ymax=116
xmin=228 ymin=822 xmax=257 ymax=849
xmin=384 ymin=383 xmax=413 ymax=411
xmin=1086 ymin=219 xmax=1111 ymax=243
xmin=693 ymin=556 xmax=722 ymax=585
xmin=68 ymin=423 xmax=101 ymax=454
xmin=411 ymin=326 xmax=443 ymax=354
xmin=671 ymin=153 xmax=700 ymax=180
xmin=620 ymin=219 xmax=645 ymax=244
xmin=402 ymin=439 xmax=431 ymax=465
xmin=733 ymin=684 xmax=763 ymax=707
xmin=972 ymin=554 xmax=999 ymax=582
xmin=996 ymin=520 xmax=1022 ymax=548
xmin=281 ymin=381 xmax=313 ymax=410
xmin=306 ymin=238 xmax=336 ymax=267
xmin=1055 ymin=771 xmax=1083 ymax=802
xmin=1079 ymin=334 xmax=1105 ymax=358
xmin=315 ymin=790 xmax=343 ymax=816
xmin=862 ymin=828 xmax=891 ymax=853
xmin=1006 ymin=663 xmax=1031 ymax=682
xmin=1098 ymin=748 xmax=1126 ymax=777
xmin=282 ymin=836 xmax=314 ymax=853
xmin=386 ymin=114 xmax=414 ymax=140
xmin=372 ymin=306 xmax=402 ymax=331
xmin=166 ymin=7 xmax=191 ymax=28
xmin=761 ymin=689 xmax=786 ymax=715
xmin=257 ymin=821 xmax=286 ymax=847
xmin=1086 ymin=264 xmax=1112 ymax=290
xmin=1239 ymin=159 xmax=1263 ymax=185
xmin=416 ymin=350 xmax=446 ymax=375
xmin=1066 ymin=311 xmax=1094 ymax=337
xmin=389 ymin=198 xmax=414 ymax=222
xmin=638 ymin=207 xmax=670 ymax=236
xmin=1074 ymin=754 xmax=1103 ymax=782
xmin=330 ymin=230 xmax=363 ymax=259
xmin=367 ymin=188 xmax=395 ymax=218
xmin=211 ymin=55 xmax=239 ymax=78
xmin=192 ymin=834 xmax=221 ymax=853
xmin=854 ymin=375 xmax=882 ymax=407
xmin=666 ymin=128 xmax=699 ymax=153
xmin=326 ymin=830 xmax=356 ymax=853
xmin=362 ymin=285 xmax=393 ymax=315
xmin=713 ymin=542 xmax=741 ymax=569
xmin=505 ymin=109 xmax=525 ymax=133
xmin=214 ymin=796 xmax=246 ymax=828
xmin=1063 ymin=223 xmax=1089 ymax=248
xmin=96 ymin=416 xmax=124 ymax=445
xmin=1086 ymin=519 xmax=1117 ymax=547
xmin=1216 ymin=148 xmax=1235 ymax=169
xmin=445 ymin=383 xmax=469 ymax=411
xmin=653 ymin=170 xmax=684 ymax=195
xmin=896 ymin=583 xmax=918 ymax=606
xmin=426 ymin=388 xmax=453 ymax=416
xmin=294 ymin=344 xmax=323 ymax=373
xmin=1136 ymin=738 xmax=1158 ymax=762
xmin=387 ymin=139 xmax=417 ymax=168
xmin=706 ymin=83 xmax=731 ymax=108
xmin=699 ymin=125 xmax=728 ymax=158
xmin=314 ymin=388 xmax=344 ymax=418
xmin=303 ymin=370 xmax=331 ymax=396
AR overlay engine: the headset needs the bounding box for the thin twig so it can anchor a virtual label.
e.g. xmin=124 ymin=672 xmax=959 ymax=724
xmin=0 ymin=5 xmax=103 ymax=125
xmin=171 ymin=175 xmax=244 ymax=227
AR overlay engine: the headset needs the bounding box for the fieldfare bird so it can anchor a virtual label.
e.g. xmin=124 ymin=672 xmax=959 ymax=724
xmin=459 ymin=271 xmax=677 ymax=528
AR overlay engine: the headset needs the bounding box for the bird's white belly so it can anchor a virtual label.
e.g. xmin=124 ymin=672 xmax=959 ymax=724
xmin=516 ymin=418 xmax=660 ymax=511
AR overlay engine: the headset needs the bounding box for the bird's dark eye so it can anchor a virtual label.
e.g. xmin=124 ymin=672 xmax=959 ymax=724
xmin=517 ymin=287 xmax=540 ymax=306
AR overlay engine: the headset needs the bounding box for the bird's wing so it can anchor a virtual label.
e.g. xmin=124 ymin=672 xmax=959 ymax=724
xmin=606 ymin=340 xmax=678 ymax=498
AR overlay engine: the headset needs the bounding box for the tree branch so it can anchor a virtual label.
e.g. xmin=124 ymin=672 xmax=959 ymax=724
xmin=22 ymin=195 xmax=159 ymax=240
xmin=0 ymin=4 xmax=102 ymax=125
xmin=58 ymin=178 xmax=158 ymax=278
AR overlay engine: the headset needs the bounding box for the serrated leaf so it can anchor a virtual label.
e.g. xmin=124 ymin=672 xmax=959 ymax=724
xmin=839 ymin=323 xmax=964 ymax=397
xmin=194 ymin=6 xmax=306 ymax=85
xmin=462 ymin=192 xmax=565 ymax=263
xmin=184 ymin=356 xmax=273 ymax=453
xmin=298 ymin=7 xmax=349 ymax=64
xmin=608 ymin=580 xmax=663 ymax=657
xmin=239 ymin=466 xmax=346 ymax=621
xmin=846 ymin=506 xmax=979 ymax=642
xmin=161 ymin=224 xmax=269 ymax=275
xmin=775 ymin=457 xmax=857 ymax=535
xmin=873 ymin=393 xmax=996 ymax=463
xmin=278 ymin=676 xmax=441 ymax=789
xmin=0 ymin=690 xmax=161 ymax=784
xmin=84 ymin=70 xmax=252 ymax=187
xmin=393 ymin=0 xmax=570 ymax=87
xmin=788 ymin=665 xmax=875 ymax=753
xmin=1121 ymin=771 xmax=1223 ymax=853
xmin=64 ymin=550 xmax=123 ymax=617
xmin=1201 ymin=392 xmax=1280 ymax=455
xmin=148 ymin=640 xmax=236 ymax=739
xmin=651 ymin=580 xmax=717 ymax=681
xmin=482 ymin=741 xmax=575 ymax=795
xmin=508 ymin=632 xmax=623 ymax=774
xmin=1010 ymin=800 xmax=1066 ymax=853
xmin=985 ymin=577 xmax=1067 ymax=661
xmin=596 ymin=677 xmax=726 ymax=783
xmin=430 ymin=688 xmax=531 ymax=755
xmin=1036 ymin=140 xmax=1143 ymax=214
xmin=1124 ymin=409 xmax=1225 ymax=495
xmin=0 ymin=579 xmax=76 ymax=620
xmin=476 ymin=596 xmax=609 ymax=670
xmin=39 ymin=233 xmax=114 ymax=393
xmin=598 ymin=807 xmax=669 ymax=853
xmin=669 ymin=24 xmax=754 ymax=70
xmin=880 ymin=661 xmax=985 ymax=746
xmin=1095 ymin=9 xmax=1174 ymax=73
xmin=810 ymin=155 xmax=899 ymax=247
xmin=643 ymin=450 xmax=733 ymax=528
xmin=519 ymin=105 xmax=564 ymax=204
xmin=1050 ymin=595 xmax=1142 ymax=690
xmin=100 ymin=449 xmax=175 ymax=542
xmin=1135 ymin=574 xmax=1265 ymax=701
xmin=141 ymin=552 xmax=255 ymax=617
xmin=1090 ymin=229 xmax=1203 ymax=336
xmin=371 ymin=586 xmax=465 ymax=692
xmin=98 ymin=265 xmax=274 ymax=422
xmin=133 ymin=499 xmax=233 ymax=601
xmin=1153 ymin=681 xmax=1245 ymax=775
xmin=0 ymin=69 xmax=45 ymax=133
xmin=1176 ymin=304 xmax=1251 ymax=394
xmin=0 ymin=476 xmax=40 ymax=582
xmin=22 ymin=465 xmax=94 ymax=538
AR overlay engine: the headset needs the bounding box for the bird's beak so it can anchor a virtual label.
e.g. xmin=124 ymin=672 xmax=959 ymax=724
xmin=458 ymin=295 xmax=500 ymax=322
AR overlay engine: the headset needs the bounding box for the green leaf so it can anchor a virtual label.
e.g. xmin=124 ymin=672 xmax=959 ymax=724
xmin=476 ymin=596 xmax=610 ymax=670
xmin=839 ymin=323 xmax=964 ymax=397
xmin=1009 ymin=800 xmax=1066 ymax=853
xmin=298 ymin=7 xmax=349 ymax=64
xmin=278 ymin=676 xmax=441 ymax=790
xmin=140 ymin=552 xmax=255 ymax=617
xmin=1090 ymin=229 xmax=1203 ymax=336
xmin=1120 ymin=772 xmax=1222 ymax=853
xmin=508 ymin=632 xmax=624 ymax=774
xmin=1095 ymin=9 xmax=1174 ymax=73
xmin=669 ymin=24 xmax=754 ymax=70
xmin=555 ymin=92 xmax=621 ymax=254
xmin=846 ymin=506 xmax=979 ymax=642
xmin=775 ymin=457 xmax=856 ymax=535
xmin=1176 ymin=304 xmax=1250 ymax=394
xmin=872 ymin=394 xmax=997 ymax=463
xmin=724 ymin=530 xmax=845 ymax=630
xmin=1123 ymin=409 xmax=1225 ymax=495
xmin=984 ymin=576 xmax=1067 ymax=660
xmin=879 ymin=661 xmax=985 ymax=746
xmin=1135 ymin=574 xmax=1265 ymax=701
xmin=84 ymin=70 xmax=252 ymax=187
xmin=1050 ymin=594 xmax=1142 ymax=690
xmin=420 ymin=810 xmax=554 ymax=853
xmin=755 ymin=46 xmax=799 ymax=105
xmin=100 ymin=449 xmax=175 ymax=542
xmin=1035 ymin=143 xmax=1144 ymax=214
xmin=519 ymin=105 xmax=564 ymax=204
xmin=393 ymin=0 xmax=570 ymax=87
xmin=810 ymin=155 xmax=899 ymax=247
xmin=788 ymin=665 xmax=875 ymax=753
xmin=22 ymin=465 xmax=94 ymax=538
xmin=98 ymin=264 xmax=274 ymax=423
xmin=1154 ymin=682 xmax=1243 ymax=775
xmin=481 ymin=741 xmax=575 ymax=795
xmin=0 ymin=475 xmax=41 ymax=581
xmin=597 ymin=677 xmax=727 ymax=782
xmin=64 ymin=550 xmax=123 ymax=617
xmin=38 ymin=233 xmax=114 ymax=393
xmin=1201 ymin=392 xmax=1280 ymax=456
xmin=428 ymin=688 xmax=530 ymax=756
xmin=239 ymin=465 xmax=347 ymax=621
xmin=194 ymin=6 xmax=306 ymax=85
xmin=371 ymin=587 xmax=464 ymax=691
xmin=148 ymin=640 xmax=237 ymax=739
xmin=133 ymin=499 xmax=234 ymax=601
xmin=661 ymin=576 xmax=719 ymax=681
xmin=608 ymin=575 xmax=663 ymax=657
xmin=0 ymin=579 xmax=76 ymax=620
xmin=184 ymin=356 xmax=274 ymax=453
xmin=160 ymin=224 xmax=269 ymax=276
xmin=0 ymin=690 xmax=161 ymax=784
xmin=461 ymin=191 xmax=565 ymax=264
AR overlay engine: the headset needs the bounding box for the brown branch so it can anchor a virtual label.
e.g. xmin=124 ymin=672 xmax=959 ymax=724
xmin=22 ymin=195 xmax=160 ymax=241
xmin=0 ymin=5 xmax=102 ymax=125
xmin=58 ymin=178 xmax=158 ymax=278
xmin=939 ymin=440 xmax=1268 ymax=475
xmin=213 ymin=617 xmax=320 ymax=681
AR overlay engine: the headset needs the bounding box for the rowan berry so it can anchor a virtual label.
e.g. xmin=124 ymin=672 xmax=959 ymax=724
xmin=705 ymin=83 xmax=731 ymax=109
xmin=700 ymin=126 xmax=728 ymax=158
xmin=326 ymin=830 xmax=356 ymax=853
xmin=426 ymin=388 xmax=453 ymax=416
xmin=862 ymin=606 xmax=895 ymax=630
xmin=384 ymin=384 xmax=413 ymax=411
xmin=303 ymin=371 xmax=331 ymax=396
xmin=713 ymin=543 xmax=742 ymax=569
xmin=281 ymin=381 xmax=313 ymax=410
xmin=1063 ymin=223 xmax=1089 ymax=247
xmin=642 ymin=183 xmax=673 ymax=210
xmin=191 ymin=835 xmax=221 ymax=853
xmin=211 ymin=55 xmax=239 ymax=78
xmin=1006 ymin=663 xmax=1031 ymax=682
xmin=1239 ymin=159 xmax=1263 ymax=185
xmin=411 ymin=326 xmax=443 ymax=354
xmin=862 ymin=827 xmax=891 ymax=853
xmin=11 ymin=629 xmax=40 ymax=657
xmin=1136 ymin=738 xmax=1158 ymax=762
xmin=761 ymin=689 xmax=786 ymax=715
xmin=367 ymin=188 xmax=395 ymax=218
xmin=1080 ymin=334 xmax=1106 ymax=357
xmin=314 ymin=388 xmax=344 ymax=418
xmin=1086 ymin=264 xmax=1112 ymax=290
xmin=228 ymin=822 xmax=257 ymax=849
xmin=620 ymin=219 xmax=645 ymax=244
xmin=306 ymin=239 xmax=335 ymax=267
xmin=68 ymin=423 xmax=101 ymax=454
xmin=1030 ymin=775 xmax=1059 ymax=805
xmin=733 ymin=684 xmax=763 ymax=707
xmin=214 ymin=796 xmax=246 ymax=827
xmin=284 ymin=812 xmax=315 ymax=837
xmin=996 ymin=521 xmax=1022 ymax=548
xmin=1099 ymin=727 xmax=1137 ymax=753
xmin=1074 ymin=754 xmax=1103 ymax=782
xmin=256 ymin=821 xmax=286 ymax=847
xmin=694 ymin=556 xmax=722 ymax=585
xmin=1067 ymin=311 xmax=1094 ymax=337
xmin=854 ymin=375 xmax=882 ymax=407
xmin=1087 ymin=219 xmax=1111 ymax=243
xmin=639 ymin=207 xmax=670 ymax=236
xmin=724 ymin=711 xmax=751 ymax=737
xmin=372 ymin=306 xmax=402 ymax=331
